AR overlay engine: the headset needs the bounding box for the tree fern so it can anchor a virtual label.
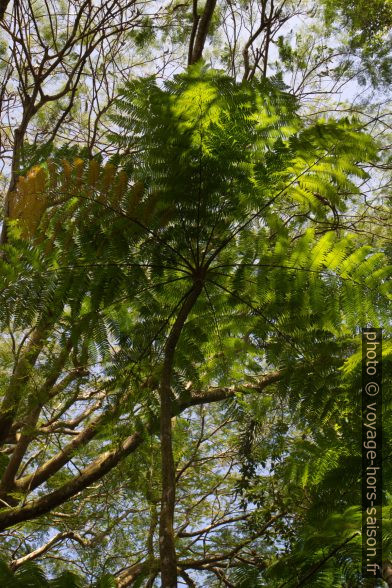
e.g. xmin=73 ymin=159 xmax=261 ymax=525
xmin=1 ymin=65 xmax=390 ymax=586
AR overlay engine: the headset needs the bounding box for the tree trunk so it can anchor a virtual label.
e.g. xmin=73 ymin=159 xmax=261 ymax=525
xmin=159 ymin=282 xmax=203 ymax=587
xmin=188 ymin=0 xmax=217 ymax=65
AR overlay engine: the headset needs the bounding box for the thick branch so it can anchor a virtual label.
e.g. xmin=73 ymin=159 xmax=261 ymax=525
xmin=10 ymin=531 xmax=87 ymax=570
xmin=0 ymin=432 xmax=142 ymax=532
xmin=189 ymin=0 xmax=217 ymax=64
xmin=0 ymin=370 xmax=281 ymax=532
xmin=188 ymin=0 xmax=200 ymax=66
